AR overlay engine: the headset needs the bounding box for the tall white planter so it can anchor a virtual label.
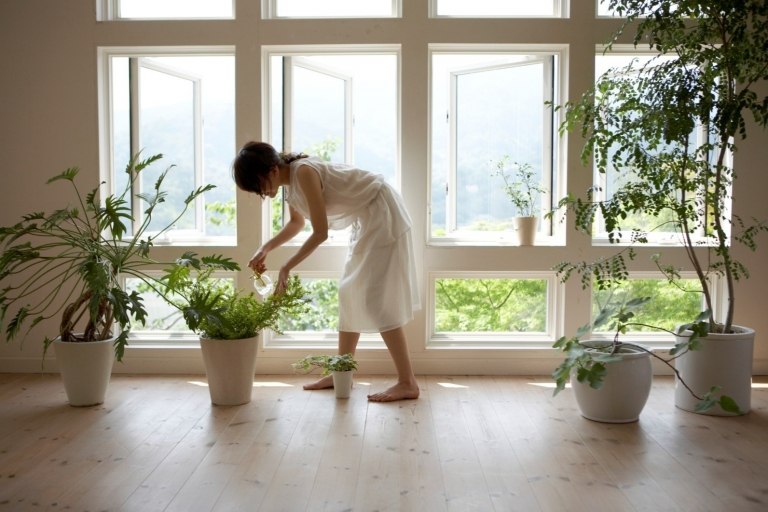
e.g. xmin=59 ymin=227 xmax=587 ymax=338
xmin=674 ymin=326 xmax=754 ymax=415
xmin=571 ymin=342 xmax=653 ymax=423
xmin=514 ymin=216 xmax=537 ymax=246
xmin=53 ymin=337 xmax=115 ymax=407
xmin=200 ymin=336 xmax=258 ymax=406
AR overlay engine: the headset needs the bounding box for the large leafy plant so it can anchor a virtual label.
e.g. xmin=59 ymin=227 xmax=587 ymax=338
xmin=162 ymin=252 xmax=309 ymax=340
xmin=0 ymin=154 xmax=212 ymax=360
xmin=554 ymin=0 xmax=768 ymax=334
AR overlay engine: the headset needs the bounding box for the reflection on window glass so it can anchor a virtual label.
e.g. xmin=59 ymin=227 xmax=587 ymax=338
xmin=110 ymin=54 xmax=235 ymax=239
xmin=118 ymin=0 xmax=233 ymax=19
xmin=277 ymin=278 xmax=339 ymax=332
xmin=431 ymin=52 xmax=556 ymax=239
xmin=435 ymin=278 xmax=547 ymax=333
xmin=436 ymin=0 xmax=560 ymax=17
xmin=592 ymin=278 xmax=702 ymax=333
xmin=274 ymin=0 xmax=396 ymax=18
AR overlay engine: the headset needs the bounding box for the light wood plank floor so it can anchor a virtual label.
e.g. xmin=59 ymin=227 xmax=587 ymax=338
xmin=1 ymin=373 xmax=767 ymax=512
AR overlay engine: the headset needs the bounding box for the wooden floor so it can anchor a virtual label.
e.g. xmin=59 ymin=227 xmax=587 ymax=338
xmin=1 ymin=374 xmax=767 ymax=512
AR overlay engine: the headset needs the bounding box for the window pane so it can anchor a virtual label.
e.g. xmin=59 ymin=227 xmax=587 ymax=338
xmin=268 ymin=52 xmax=398 ymax=237
xmin=436 ymin=0 xmax=559 ymax=17
xmin=110 ymin=54 xmax=235 ymax=239
xmin=435 ymin=278 xmax=548 ymax=333
xmin=432 ymin=52 xmax=555 ymax=239
xmin=275 ymin=0 xmax=396 ymax=18
xmin=277 ymin=278 xmax=339 ymax=332
xmin=118 ymin=0 xmax=233 ymax=19
xmin=592 ymin=278 xmax=703 ymax=333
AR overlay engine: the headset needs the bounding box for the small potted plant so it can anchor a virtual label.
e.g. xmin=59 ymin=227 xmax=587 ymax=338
xmin=553 ymin=295 xmax=739 ymax=423
xmin=493 ymin=158 xmax=546 ymax=246
xmin=0 ymin=153 xmax=212 ymax=406
xmin=162 ymin=253 xmax=308 ymax=405
xmin=292 ymin=353 xmax=359 ymax=398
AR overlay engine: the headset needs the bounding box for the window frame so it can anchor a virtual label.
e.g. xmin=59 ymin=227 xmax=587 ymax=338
xmin=97 ymin=0 xmax=235 ymax=21
xmin=427 ymin=271 xmax=562 ymax=348
xmin=428 ymin=44 xmax=567 ymax=247
xmin=97 ymin=45 xmax=237 ymax=246
xmin=430 ymin=0 xmax=568 ymax=18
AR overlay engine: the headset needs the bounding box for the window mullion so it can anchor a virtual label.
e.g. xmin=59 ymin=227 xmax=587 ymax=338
xmin=129 ymin=57 xmax=142 ymax=229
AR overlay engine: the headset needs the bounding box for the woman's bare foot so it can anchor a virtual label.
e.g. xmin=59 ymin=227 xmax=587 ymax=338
xmin=303 ymin=374 xmax=334 ymax=390
xmin=368 ymin=381 xmax=420 ymax=402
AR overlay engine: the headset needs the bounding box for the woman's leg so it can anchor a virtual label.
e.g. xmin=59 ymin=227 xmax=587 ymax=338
xmin=368 ymin=326 xmax=420 ymax=402
xmin=303 ymin=331 xmax=360 ymax=390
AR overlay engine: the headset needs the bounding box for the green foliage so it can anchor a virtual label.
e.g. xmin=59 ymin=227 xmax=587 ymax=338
xmin=0 ymin=153 xmax=212 ymax=361
xmin=553 ymin=0 xmax=768 ymax=333
xmin=277 ymin=279 xmax=339 ymax=332
xmin=492 ymin=158 xmax=546 ymax=217
xmin=292 ymin=353 xmax=358 ymax=376
xmin=206 ymin=200 xmax=236 ymax=227
xmin=162 ymin=252 xmax=310 ymax=340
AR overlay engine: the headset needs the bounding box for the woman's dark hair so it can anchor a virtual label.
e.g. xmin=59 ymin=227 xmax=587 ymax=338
xmin=233 ymin=141 xmax=308 ymax=197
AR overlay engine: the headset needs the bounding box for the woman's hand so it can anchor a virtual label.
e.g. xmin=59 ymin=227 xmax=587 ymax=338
xmin=275 ymin=266 xmax=291 ymax=295
xmin=248 ymin=246 xmax=269 ymax=274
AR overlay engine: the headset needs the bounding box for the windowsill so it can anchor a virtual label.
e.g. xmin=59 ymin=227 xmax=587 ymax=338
xmin=428 ymin=235 xmax=562 ymax=247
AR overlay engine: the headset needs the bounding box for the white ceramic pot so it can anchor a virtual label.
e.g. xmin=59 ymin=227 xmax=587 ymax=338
xmin=332 ymin=370 xmax=354 ymax=399
xmin=514 ymin=216 xmax=537 ymax=246
xmin=674 ymin=326 xmax=754 ymax=415
xmin=571 ymin=341 xmax=653 ymax=423
xmin=53 ymin=337 xmax=115 ymax=407
xmin=200 ymin=336 xmax=259 ymax=406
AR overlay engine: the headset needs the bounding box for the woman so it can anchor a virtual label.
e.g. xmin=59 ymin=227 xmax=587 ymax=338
xmin=233 ymin=142 xmax=420 ymax=402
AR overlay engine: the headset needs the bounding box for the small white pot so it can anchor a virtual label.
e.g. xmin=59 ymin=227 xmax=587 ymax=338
xmin=332 ymin=370 xmax=354 ymax=399
xmin=674 ymin=326 xmax=754 ymax=415
xmin=514 ymin=216 xmax=537 ymax=246
xmin=571 ymin=341 xmax=653 ymax=423
xmin=53 ymin=337 xmax=115 ymax=407
xmin=200 ymin=336 xmax=258 ymax=406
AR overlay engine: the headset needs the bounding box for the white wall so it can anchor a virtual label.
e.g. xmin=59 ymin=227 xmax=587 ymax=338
xmin=1 ymin=0 xmax=766 ymax=375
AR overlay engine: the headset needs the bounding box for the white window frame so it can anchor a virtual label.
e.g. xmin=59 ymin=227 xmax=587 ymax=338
xmin=430 ymin=0 xmax=568 ymax=18
xmin=96 ymin=0 xmax=235 ymax=21
xmin=428 ymin=44 xmax=567 ymax=246
xmin=97 ymin=46 xmax=236 ymax=246
xmin=591 ymin=45 xmax=728 ymax=247
xmin=427 ymin=271 xmax=561 ymax=348
xmin=260 ymin=45 xmax=402 ymax=247
xmin=262 ymin=0 xmax=401 ymax=19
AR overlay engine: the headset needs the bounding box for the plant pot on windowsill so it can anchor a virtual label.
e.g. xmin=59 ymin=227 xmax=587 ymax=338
xmin=513 ymin=216 xmax=537 ymax=246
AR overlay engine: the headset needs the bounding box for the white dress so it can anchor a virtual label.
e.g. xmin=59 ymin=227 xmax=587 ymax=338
xmin=284 ymin=157 xmax=420 ymax=333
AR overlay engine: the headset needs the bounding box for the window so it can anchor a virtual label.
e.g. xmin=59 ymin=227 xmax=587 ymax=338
xmin=591 ymin=276 xmax=708 ymax=342
xmin=100 ymin=0 xmax=234 ymax=20
xmin=429 ymin=274 xmax=558 ymax=346
xmin=263 ymin=48 xmax=399 ymax=241
xmin=265 ymin=0 xmax=399 ymax=19
xmin=433 ymin=0 xmax=566 ymax=17
xmin=592 ymin=51 xmax=715 ymax=244
xmin=100 ymin=49 xmax=236 ymax=243
xmin=430 ymin=47 xmax=562 ymax=243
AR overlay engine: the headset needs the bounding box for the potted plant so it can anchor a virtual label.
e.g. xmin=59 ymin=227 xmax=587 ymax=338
xmin=493 ymin=158 xmax=547 ymax=245
xmin=551 ymin=0 xmax=768 ymax=415
xmin=163 ymin=253 xmax=308 ymax=405
xmin=0 ymin=153 xmax=212 ymax=406
xmin=292 ymin=353 xmax=359 ymax=398
xmin=553 ymin=295 xmax=739 ymax=423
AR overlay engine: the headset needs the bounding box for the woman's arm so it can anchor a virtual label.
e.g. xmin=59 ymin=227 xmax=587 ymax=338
xmin=276 ymin=165 xmax=328 ymax=290
xmin=248 ymin=204 xmax=306 ymax=273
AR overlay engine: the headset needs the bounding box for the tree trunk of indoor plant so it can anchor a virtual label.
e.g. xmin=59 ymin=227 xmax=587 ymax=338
xmin=332 ymin=370 xmax=353 ymax=398
xmin=571 ymin=341 xmax=653 ymax=423
xmin=200 ymin=336 xmax=259 ymax=406
xmin=53 ymin=337 xmax=115 ymax=407
xmin=514 ymin=216 xmax=537 ymax=246
xmin=674 ymin=326 xmax=754 ymax=415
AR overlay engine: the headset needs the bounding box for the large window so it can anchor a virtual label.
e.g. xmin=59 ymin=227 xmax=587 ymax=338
xmin=263 ymin=48 xmax=399 ymax=241
xmin=430 ymin=47 xmax=562 ymax=243
xmin=100 ymin=49 xmax=236 ymax=243
xmin=433 ymin=0 xmax=567 ymax=17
